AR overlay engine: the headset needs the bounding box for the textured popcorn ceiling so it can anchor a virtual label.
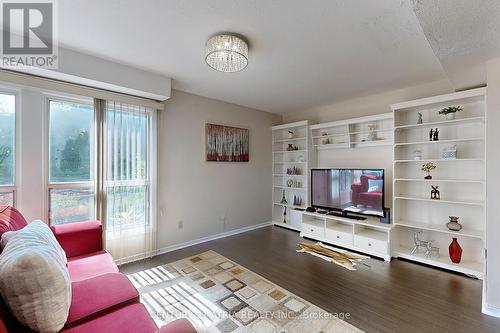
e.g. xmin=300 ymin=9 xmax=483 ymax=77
xmin=56 ymin=0 xmax=446 ymax=113
xmin=411 ymin=0 xmax=500 ymax=89
xmin=54 ymin=0 xmax=499 ymax=113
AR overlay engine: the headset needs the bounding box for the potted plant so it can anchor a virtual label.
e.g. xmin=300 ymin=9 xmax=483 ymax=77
xmin=439 ymin=106 xmax=462 ymax=120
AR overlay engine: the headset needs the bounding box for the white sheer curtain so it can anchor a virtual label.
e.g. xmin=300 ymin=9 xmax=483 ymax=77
xmin=100 ymin=100 xmax=156 ymax=264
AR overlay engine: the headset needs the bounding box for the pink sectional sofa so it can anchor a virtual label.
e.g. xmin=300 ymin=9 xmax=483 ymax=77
xmin=0 ymin=206 xmax=197 ymax=333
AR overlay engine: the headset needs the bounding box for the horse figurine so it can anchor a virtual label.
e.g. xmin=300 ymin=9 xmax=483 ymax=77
xmin=411 ymin=231 xmax=439 ymax=258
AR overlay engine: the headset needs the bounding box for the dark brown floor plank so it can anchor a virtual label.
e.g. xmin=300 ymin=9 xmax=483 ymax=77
xmin=120 ymin=226 xmax=500 ymax=333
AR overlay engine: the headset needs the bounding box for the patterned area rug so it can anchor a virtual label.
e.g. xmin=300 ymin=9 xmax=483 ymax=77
xmin=126 ymin=250 xmax=362 ymax=333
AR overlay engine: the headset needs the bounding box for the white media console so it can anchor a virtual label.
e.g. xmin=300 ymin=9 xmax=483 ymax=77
xmin=300 ymin=211 xmax=393 ymax=261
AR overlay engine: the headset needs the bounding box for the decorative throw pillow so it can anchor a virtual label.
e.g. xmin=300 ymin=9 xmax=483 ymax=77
xmin=0 ymin=221 xmax=67 ymax=264
xmin=367 ymin=179 xmax=383 ymax=192
xmin=0 ymin=230 xmax=16 ymax=249
xmin=30 ymin=220 xmax=67 ymax=264
xmin=0 ymin=220 xmax=71 ymax=333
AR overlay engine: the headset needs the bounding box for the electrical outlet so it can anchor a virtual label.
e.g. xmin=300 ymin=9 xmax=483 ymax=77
xmin=178 ymin=220 xmax=183 ymax=229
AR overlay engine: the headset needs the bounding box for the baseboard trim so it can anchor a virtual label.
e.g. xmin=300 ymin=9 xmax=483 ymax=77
xmin=272 ymin=221 xmax=301 ymax=232
xmin=483 ymin=304 xmax=500 ymax=318
xmin=115 ymin=251 xmax=155 ymax=266
xmin=116 ymin=222 xmax=272 ymax=265
xmin=116 ymin=222 xmax=272 ymax=266
xmin=155 ymin=221 xmax=272 ymax=257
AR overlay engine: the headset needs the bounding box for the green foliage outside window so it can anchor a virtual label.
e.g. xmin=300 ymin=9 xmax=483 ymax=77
xmin=49 ymin=100 xmax=93 ymax=183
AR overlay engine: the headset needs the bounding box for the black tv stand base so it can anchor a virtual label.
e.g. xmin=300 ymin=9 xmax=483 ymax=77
xmin=326 ymin=211 xmax=367 ymax=221
xmin=306 ymin=207 xmax=368 ymax=221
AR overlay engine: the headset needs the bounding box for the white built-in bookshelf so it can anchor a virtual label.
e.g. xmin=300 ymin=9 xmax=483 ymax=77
xmin=310 ymin=112 xmax=393 ymax=150
xmin=391 ymin=88 xmax=486 ymax=278
xmin=272 ymin=121 xmax=311 ymax=231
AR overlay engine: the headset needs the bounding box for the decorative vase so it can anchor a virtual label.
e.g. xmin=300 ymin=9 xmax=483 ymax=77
xmin=441 ymin=145 xmax=457 ymax=160
xmin=446 ymin=113 xmax=456 ymax=120
xmin=287 ymin=130 xmax=295 ymax=139
xmin=449 ymin=238 xmax=462 ymax=263
xmin=446 ymin=216 xmax=462 ymax=231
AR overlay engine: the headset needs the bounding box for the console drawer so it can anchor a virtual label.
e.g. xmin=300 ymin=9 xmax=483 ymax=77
xmin=325 ymin=228 xmax=353 ymax=247
xmin=354 ymin=235 xmax=388 ymax=254
xmin=302 ymin=222 xmax=324 ymax=239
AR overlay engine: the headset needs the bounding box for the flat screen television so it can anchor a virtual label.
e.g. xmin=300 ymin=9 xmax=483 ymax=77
xmin=311 ymin=168 xmax=385 ymax=217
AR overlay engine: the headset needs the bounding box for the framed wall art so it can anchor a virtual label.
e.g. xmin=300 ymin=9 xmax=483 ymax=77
xmin=205 ymin=123 xmax=249 ymax=162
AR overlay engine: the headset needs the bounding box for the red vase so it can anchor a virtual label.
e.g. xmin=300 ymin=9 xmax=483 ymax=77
xmin=449 ymin=238 xmax=462 ymax=263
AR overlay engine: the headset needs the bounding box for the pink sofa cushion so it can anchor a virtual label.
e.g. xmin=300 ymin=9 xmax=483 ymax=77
xmin=67 ymin=250 xmax=119 ymax=282
xmin=51 ymin=220 xmax=103 ymax=258
xmin=0 ymin=267 xmax=132 ymax=333
xmin=62 ymin=303 xmax=157 ymax=333
xmin=0 ymin=206 xmax=27 ymax=239
xmin=65 ymin=273 xmax=139 ymax=328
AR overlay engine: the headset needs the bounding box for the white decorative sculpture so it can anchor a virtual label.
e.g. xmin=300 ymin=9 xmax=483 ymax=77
xmin=411 ymin=231 xmax=439 ymax=258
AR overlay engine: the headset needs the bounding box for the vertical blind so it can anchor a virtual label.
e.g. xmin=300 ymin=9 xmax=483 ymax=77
xmin=101 ymin=100 xmax=155 ymax=264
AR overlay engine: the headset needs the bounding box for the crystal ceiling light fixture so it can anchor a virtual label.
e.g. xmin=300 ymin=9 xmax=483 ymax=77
xmin=205 ymin=34 xmax=249 ymax=73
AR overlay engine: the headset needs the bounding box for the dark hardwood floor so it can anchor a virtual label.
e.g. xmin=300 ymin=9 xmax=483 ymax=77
xmin=120 ymin=226 xmax=500 ymax=333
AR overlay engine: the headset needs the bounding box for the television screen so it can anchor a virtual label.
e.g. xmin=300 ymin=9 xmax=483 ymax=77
xmin=311 ymin=169 xmax=385 ymax=217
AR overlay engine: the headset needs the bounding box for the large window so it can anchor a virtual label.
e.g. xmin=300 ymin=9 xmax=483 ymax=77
xmin=48 ymin=99 xmax=94 ymax=225
xmin=0 ymin=93 xmax=15 ymax=205
xmin=46 ymin=97 xmax=154 ymax=262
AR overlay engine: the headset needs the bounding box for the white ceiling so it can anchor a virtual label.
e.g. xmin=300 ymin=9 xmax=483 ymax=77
xmin=56 ymin=0 xmax=499 ymax=113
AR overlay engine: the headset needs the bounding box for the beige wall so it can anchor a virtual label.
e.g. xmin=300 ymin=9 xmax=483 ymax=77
xmin=282 ymin=79 xmax=453 ymax=123
xmin=157 ymin=90 xmax=281 ymax=249
xmin=486 ymin=58 xmax=500 ymax=311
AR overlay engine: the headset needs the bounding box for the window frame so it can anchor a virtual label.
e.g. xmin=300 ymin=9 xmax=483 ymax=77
xmin=0 ymin=88 xmax=18 ymax=206
xmin=45 ymin=94 xmax=95 ymax=225
xmin=0 ymin=186 xmax=16 ymax=206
